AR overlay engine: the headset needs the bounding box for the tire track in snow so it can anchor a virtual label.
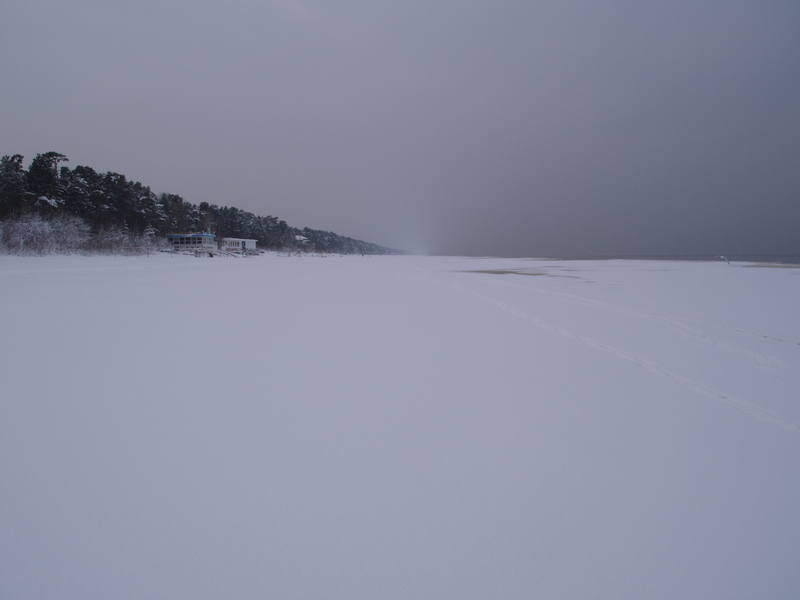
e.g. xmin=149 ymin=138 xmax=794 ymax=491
xmin=459 ymin=282 xmax=800 ymax=435
xmin=466 ymin=273 xmax=785 ymax=370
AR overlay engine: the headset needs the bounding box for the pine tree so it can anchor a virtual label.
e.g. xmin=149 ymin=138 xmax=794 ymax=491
xmin=27 ymin=152 xmax=68 ymax=204
xmin=0 ymin=154 xmax=29 ymax=218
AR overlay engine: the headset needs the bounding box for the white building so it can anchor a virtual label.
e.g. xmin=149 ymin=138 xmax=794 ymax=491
xmin=221 ymin=237 xmax=257 ymax=252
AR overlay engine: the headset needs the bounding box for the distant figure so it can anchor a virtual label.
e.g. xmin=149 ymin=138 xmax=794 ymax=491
xmin=719 ymin=255 xmax=730 ymax=264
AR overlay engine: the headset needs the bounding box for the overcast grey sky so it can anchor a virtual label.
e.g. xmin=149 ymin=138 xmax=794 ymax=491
xmin=2 ymin=0 xmax=799 ymax=255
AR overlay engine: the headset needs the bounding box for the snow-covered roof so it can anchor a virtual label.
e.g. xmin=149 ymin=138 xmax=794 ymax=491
xmin=166 ymin=233 xmax=215 ymax=238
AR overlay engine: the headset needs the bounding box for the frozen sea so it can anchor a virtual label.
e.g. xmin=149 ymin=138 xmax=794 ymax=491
xmin=1 ymin=253 xmax=799 ymax=599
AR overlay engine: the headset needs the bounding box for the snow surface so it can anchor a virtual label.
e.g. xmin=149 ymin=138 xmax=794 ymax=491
xmin=1 ymin=254 xmax=799 ymax=599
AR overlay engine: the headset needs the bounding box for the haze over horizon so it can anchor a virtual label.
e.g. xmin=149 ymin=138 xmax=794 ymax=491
xmin=3 ymin=0 xmax=799 ymax=256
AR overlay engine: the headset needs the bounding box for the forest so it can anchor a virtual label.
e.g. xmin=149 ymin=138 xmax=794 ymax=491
xmin=0 ymin=152 xmax=398 ymax=254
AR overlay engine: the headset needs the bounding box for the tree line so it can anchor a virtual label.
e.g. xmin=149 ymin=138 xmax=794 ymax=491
xmin=0 ymin=152 xmax=398 ymax=254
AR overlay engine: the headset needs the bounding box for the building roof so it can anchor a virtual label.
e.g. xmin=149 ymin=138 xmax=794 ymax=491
xmin=167 ymin=233 xmax=215 ymax=238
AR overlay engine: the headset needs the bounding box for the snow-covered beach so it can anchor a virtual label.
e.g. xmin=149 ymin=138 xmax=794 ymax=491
xmin=2 ymin=254 xmax=799 ymax=599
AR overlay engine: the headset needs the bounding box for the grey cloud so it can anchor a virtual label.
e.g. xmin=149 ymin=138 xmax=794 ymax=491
xmin=2 ymin=0 xmax=799 ymax=255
